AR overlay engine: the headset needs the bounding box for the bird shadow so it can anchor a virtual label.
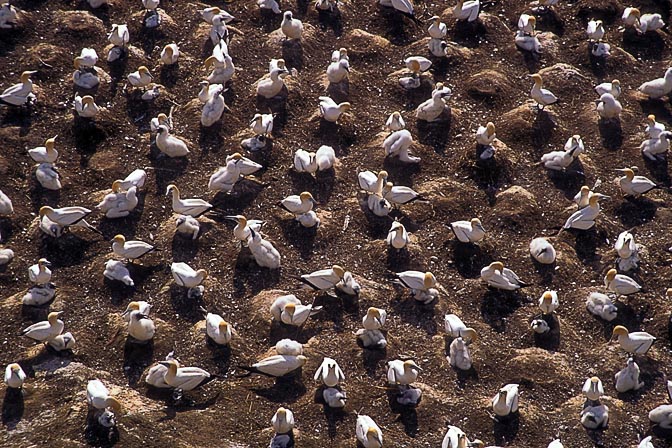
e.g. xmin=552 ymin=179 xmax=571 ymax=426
xmin=84 ymin=409 xmax=120 ymax=447
xmin=2 ymin=388 xmax=24 ymax=430
xmin=386 ymin=388 xmax=419 ymax=437
xmin=531 ymin=258 xmax=557 ymax=284
xmin=150 ymin=156 xmax=189 ymax=194
xmin=211 ymin=180 xmax=266 ymax=213
xmin=416 ymin=114 xmax=451 ymax=155
xmin=533 ymin=313 xmax=561 ymax=351
xmin=362 ymin=346 xmax=387 ymax=378
xmin=614 ymin=198 xmax=658 ymax=227
xmin=159 ymin=392 xmax=221 ymax=418
xmin=452 ymin=20 xmax=486 ymax=48
xmin=547 ymin=163 xmax=586 ymax=195
xmin=326 ymin=80 xmax=349 ymax=104
xmin=382 ymin=157 xmax=421 ymax=187
xmin=389 ymin=296 xmax=438 ymax=335
xmin=317 ymin=8 xmax=343 ymax=36
xmin=532 ymin=110 xmax=556 ymax=148
xmin=72 ymin=119 xmax=109 ymax=167
xmin=598 ymin=119 xmax=623 ymax=150
xmin=232 ymin=252 xmax=281 ymax=297
xmin=387 ymin=247 xmax=411 ymax=271
xmin=588 ymin=45 xmax=608 ymax=78
xmin=572 ymin=227 xmax=601 ymax=263
xmin=282 ymin=40 xmax=304 ymax=71
xmin=380 ymin=9 xmax=410 ymax=45
xmin=168 ymin=283 xmax=205 ymax=323
xmin=643 ymin=156 xmax=671 ymax=185
xmin=493 ymin=414 xmax=520 ymax=446
xmin=159 ymin=64 xmax=179 ymax=88
xmin=278 ymin=218 xmax=318 ymax=260
xmin=480 ymin=290 xmax=527 ymax=333
xmin=123 ymin=338 xmax=154 ymax=386
xmin=171 ymin=232 xmax=200 ymax=262
xmin=316 ymin=396 xmax=346 ymax=439
xmin=249 ymin=376 xmax=306 ymax=403
xmin=40 ymin=233 xmax=96 ymax=268
xmin=622 ymin=29 xmax=666 ymax=61
xmin=449 ymin=241 xmax=492 ymax=279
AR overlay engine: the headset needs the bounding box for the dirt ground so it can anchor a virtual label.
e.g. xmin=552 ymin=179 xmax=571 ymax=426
xmin=2 ymin=0 xmax=672 ymax=447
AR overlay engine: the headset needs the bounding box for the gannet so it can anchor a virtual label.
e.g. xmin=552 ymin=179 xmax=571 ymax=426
xmin=356 ymin=415 xmax=383 ymax=448
xmin=156 ymin=125 xmax=189 ymax=157
xmin=301 ymin=265 xmax=345 ymax=291
xmin=199 ymin=7 xmax=224 ymax=24
xmin=581 ymin=402 xmax=608 ymax=429
xmin=453 ymin=0 xmax=480 ymax=22
xmin=145 ymin=353 xmax=176 ymax=388
xmin=295 ymin=210 xmax=321 ymax=228
xmin=127 ymin=66 xmax=152 ymax=88
xmin=586 ymin=292 xmax=617 ymax=321
xmin=87 ymin=380 xmax=122 ymax=413
xmin=604 ymin=269 xmax=641 ymax=295
xmin=157 ymin=43 xmax=179 ymax=66
xmin=562 ymin=194 xmax=602 ymax=230
xmin=29 ymin=136 xmax=58 ymax=163
xmin=615 ymin=358 xmax=643 ymax=392
xmin=449 ymin=337 xmax=472 ymax=370
xmin=492 ymin=384 xmax=519 ymax=418
xmin=201 ymin=84 xmax=227 ymax=127
xmin=612 ymin=325 xmax=655 ymax=354
xmin=644 ymin=114 xmax=665 ymax=139
xmin=363 ymin=307 xmax=387 ymax=330
xmin=518 ymin=14 xmax=536 ymax=34
xmin=625 ymin=8 xmax=665 ymax=33
xmin=205 ymin=53 xmax=235 ymax=85
xmin=0 ymin=71 xmax=37 ymax=106
xmin=22 ymin=284 xmax=56 ymax=306
xmin=596 ymin=93 xmax=622 ymax=120
xmin=171 ymin=262 xmax=207 ymax=297
xmin=296 ymin=145 xmax=337 ymax=172
xmin=209 ymin=159 xmax=242 ymax=194
xmin=405 ymin=56 xmax=432 ymax=74
xmin=28 ymin=258 xmax=52 ymax=285
xmin=4 ymin=364 xmax=26 ymax=389
xmin=275 ymin=339 xmax=303 ymax=356
xmin=564 ymin=134 xmax=585 ymax=156
xmin=281 ymin=11 xmax=303 ymax=40
xmin=114 ymin=169 xmax=146 ymax=192
xmin=209 ymin=15 xmax=228 ymax=45
xmin=97 ymin=183 xmax=138 ymax=218
xmin=642 ymin=131 xmax=672 ymax=161
xmin=444 ymin=314 xmax=466 ymax=337
xmin=327 ymin=59 xmax=350 ymax=84
xmin=539 ymin=291 xmax=559 ymax=314
xmin=39 ymin=205 xmax=91 ymax=226
xmin=142 ymin=85 xmax=161 ymax=101
xmin=336 ymin=270 xmax=360 ymax=296
xmin=476 ymin=122 xmax=496 ymax=146
xmin=530 ymin=74 xmax=557 ymax=110
xmin=595 ymin=79 xmax=621 ymax=99
xmin=428 ymin=15 xmax=447 ymax=38
xmin=638 ymin=68 xmax=672 ymax=99
xmin=142 ymin=0 xmax=159 ymax=11
xmin=112 ymin=234 xmax=157 ymax=260
xmin=650 ymin=404 xmax=672 ymax=428
xmin=394 ymin=271 xmax=438 ymax=303
xmin=323 ymin=387 xmax=347 ymax=407
xmin=382 ymin=182 xmax=421 ymax=206
xmin=449 ymin=218 xmax=486 ymax=243
xmin=166 ymin=184 xmax=211 ymax=217
xmin=239 ymin=354 xmax=307 ymax=377
xmin=159 ymin=360 xmax=211 ymax=391
xmin=270 ymin=294 xmax=301 ymax=321
xmin=314 ymin=357 xmax=345 ymax=387
xmin=108 ymin=24 xmax=129 ymax=57
xmin=198 ymin=81 xmax=223 ymax=105
xmin=616 ymin=167 xmax=659 ymax=196
xmin=21 ymin=311 xmax=64 ymax=342
xmin=638 ymin=436 xmax=654 ymax=448
xmin=515 ymin=30 xmax=542 ymax=53
xmin=319 ymin=96 xmax=351 ymax=123
xmin=0 ymin=249 xmax=14 ymax=266
xmin=316 ymin=0 xmax=339 ymax=13
xmin=531 ymin=319 xmax=550 ymax=334
xmin=530 ymin=237 xmax=556 ymax=264
xmin=358 ymin=170 xmax=388 ymax=197
xmin=258 ymin=0 xmax=281 ymax=14
xmin=548 ymin=439 xmax=564 ymax=448
xmin=281 ymin=191 xmax=316 ymax=215
xmin=48 ymin=332 xmax=75 ymax=352
xmin=582 ymin=377 xmax=604 ymax=401
xmin=224 ymin=215 xmax=264 ymax=243
xmin=386 ymin=112 xmax=405 ymax=131
xmin=591 ymin=42 xmax=611 ymax=57
xmin=384 ymin=129 xmax=420 ymax=163
xmin=442 ymin=425 xmax=468 ymax=448
xmin=122 ymin=301 xmax=151 ymax=322
xmin=387 ymin=220 xmax=409 ymax=249
xmin=0 ymin=189 xmax=13 ymax=215
xmin=35 ymin=163 xmax=61 ymax=190
xmin=272 ymin=407 xmax=294 ymax=434
xmin=481 ymin=261 xmax=527 ymax=291
xmin=573 ymin=186 xmax=593 ymax=208
xmin=176 ymin=215 xmax=200 ymax=240
xmin=247 ymin=229 xmax=281 ymax=269
xmin=75 ymin=48 xmax=98 ymax=69
xmin=586 ymin=19 xmax=605 ymax=41
xmin=250 ymin=113 xmax=274 ymax=136
xmin=615 ymin=230 xmax=637 ymax=259
xmin=74 ymin=94 xmax=100 ymax=118
xmin=257 ymin=68 xmax=288 ymax=98
xmin=128 ymin=310 xmax=155 ymax=342
xmin=204 ymin=312 xmax=232 ymax=345
xmin=416 ymin=88 xmax=450 ymax=121
xmin=0 ymin=2 xmax=18 ymax=28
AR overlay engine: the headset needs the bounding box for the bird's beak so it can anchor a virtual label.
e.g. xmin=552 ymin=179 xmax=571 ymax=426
xmin=121 ymin=309 xmax=130 ymax=316
xmin=223 ymin=216 xmax=238 ymax=222
xmin=615 ymin=168 xmax=627 ymax=172
xmin=158 ymin=361 xmax=170 ymax=366
xmin=374 ymin=317 xmax=382 ymax=326
xmin=44 ymin=261 xmax=53 ymax=267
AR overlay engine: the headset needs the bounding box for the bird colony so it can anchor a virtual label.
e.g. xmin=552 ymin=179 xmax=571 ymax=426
xmin=2 ymin=0 xmax=672 ymax=446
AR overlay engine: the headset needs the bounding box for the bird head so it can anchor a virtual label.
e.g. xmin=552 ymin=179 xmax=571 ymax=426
xmin=629 ymin=8 xmax=641 ymax=19
xmin=541 ymin=291 xmax=554 ymax=303
xmin=283 ymin=11 xmax=293 ymax=20
xmin=297 ymin=355 xmax=308 ymax=365
xmin=158 ymin=359 xmax=179 ymax=370
xmin=530 ymin=73 xmax=543 ymax=86
xmin=225 ymin=215 xmax=247 ymax=226
xmin=163 ymin=44 xmax=174 ymax=56
xmin=196 ymin=269 xmax=208 ymax=279
xmin=470 ymin=217 xmax=485 ymax=232
xmin=47 ymin=311 xmax=63 ymax=322
xmin=612 ymin=325 xmax=629 ymax=338
xmin=408 ymin=59 xmax=421 ymax=73
xmin=423 ymin=272 xmax=436 ymax=289
xmin=219 ymin=320 xmax=229 ymax=332
xmin=339 ymin=102 xmax=352 ymax=112
xmin=605 ymin=268 xmax=617 ymax=282
xmin=138 ymin=66 xmax=152 ymax=78
xmin=490 ymin=261 xmax=505 ymax=272
xmin=165 ymin=184 xmax=178 ymax=195
xmin=9 ymin=363 xmax=21 ymax=373
xmin=332 ymin=264 xmax=345 ymax=278
xmin=106 ymin=397 xmax=122 ymax=413
xmin=38 ymin=206 xmax=54 ymax=218
xmin=20 ymin=71 xmax=37 ymax=82
xmin=299 ymin=191 xmax=316 ymax=204
xmin=112 ymin=234 xmax=126 ymax=245
xmin=111 ymin=180 xmax=124 ymax=193
xmin=403 ymin=360 xmax=422 ymax=372
xmin=485 ymin=122 xmax=496 ymax=137
xmin=367 ymin=427 xmax=382 ymax=445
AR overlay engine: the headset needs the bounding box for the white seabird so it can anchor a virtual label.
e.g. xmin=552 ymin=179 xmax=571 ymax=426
xmin=171 ymin=262 xmax=207 ymax=298
xmin=582 ymin=376 xmax=604 ymax=401
xmin=449 ymin=337 xmax=472 ymax=370
xmin=0 ymin=189 xmax=13 ymax=215
xmin=562 ymin=194 xmax=602 ymax=230
xmin=612 ymin=325 xmax=655 ymax=354
xmin=272 ymin=407 xmax=295 ymax=434
xmin=1 ymin=71 xmax=37 ymax=106
xmin=111 ymin=234 xmax=156 ymax=261
xmin=314 ymin=357 xmax=345 ymax=387
xmin=616 ymin=167 xmax=660 ymax=196
xmin=415 ymin=88 xmax=450 ymax=122
xmin=363 ymin=307 xmax=387 ymax=330
xmin=386 ymin=220 xmax=409 ymax=249
xmin=159 ymin=359 xmax=211 ymax=391
xmin=586 ymin=292 xmax=617 ymax=321
xmin=205 ymin=312 xmax=232 ymax=345
xmin=28 ymin=258 xmax=52 ymax=285
xmin=127 ymin=66 xmax=153 ymax=88
xmin=530 ymin=237 xmax=556 ymax=264
xmin=35 ymin=163 xmax=61 ymax=190
xmin=257 ymin=68 xmax=288 ymax=99
xmin=596 ymin=93 xmax=622 ymax=120
xmin=21 ymin=311 xmax=64 ymax=342
xmin=319 ymin=96 xmax=351 ymax=123
xmin=641 ymin=131 xmax=672 ymax=161
xmin=127 ymin=310 xmax=155 ymax=342
xmin=281 ymin=11 xmax=303 ymax=40
xmin=39 ymin=205 xmax=92 ymax=227
xmin=386 ymin=111 xmax=405 ymax=131
xmin=638 ymin=68 xmax=672 ymax=99
xmin=492 ymin=384 xmax=520 ymax=418
xmin=160 ymin=44 xmax=179 ymax=65
xmin=224 ymin=215 xmax=264 ymax=243
xmin=166 ymin=184 xmax=212 ymax=217
xmin=74 ymin=94 xmax=100 ymax=118
xmin=122 ymin=301 xmax=151 ymax=322
xmin=281 ymin=191 xmax=317 ymax=215
xmin=247 ymin=229 xmax=281 ymax=269
xmin=21 ymin=284 xmax=56 ymax=306
xmin=393 ymin=271 xmax=438 ymax=303
xmin=356 ymin=415 xmax=383 ymax=448
xmin=453 ymin=0 xmax=480 ymax=22
xmin=595 ymin=79 xmax=621 ymax=99
xmin=480 ymin=261 xmax=527 ymax=291
xmin=604 ymin=268 xmax=641 ymax=295
xmin=175 ymin=215 xmax=200 ymax=240
xmin=201 ymin=85 xmax=227 ymax=127
xmin=4 ymin=363 xmax=26 ymax=389
xmin=239 ymin=354 xmax=307 ymax=377
xmin=449 ymin=218 xmax=486 ymax=243
xmin=156 ymin=125 xmax=189 ymax=158
xmin=87 ymin=380 xmax=122 ymax=413
xmin=29 ymin=136 xmax=58 ymax=163
xmin=97 ymin=182 xmax=138 ymax=218
xmin=645 ymin=114 xmax=665 ymax=139
xmin=586 ymin=19 xmax=605 ymax=41
xmin=384 ymin=129 xmax=420 ymax=163
xmin=428 ymin=15 xmax=447 ymax=38
xmin=614 ymin=358 xmax=643 ymax=392
xmin=539 ymin=290 xmax=559 ymax=314
xmin=530 ymin=73 xmax=557 ymax=110
xmin=301 ymin=265 xmax=345 ymax=291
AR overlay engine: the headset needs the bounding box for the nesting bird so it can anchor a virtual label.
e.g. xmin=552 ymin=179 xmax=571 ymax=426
xmin=156 ymin=125 xmax=189 ymax=158
xmin=453 ymin=0 xmax=480 ymax=22
xmin=582 ymin=376 xmax=604 ymax=401
xmin=614 ymin=358 xmax=644 ymax=392
xmin=595 ymin=79 xmax=621 ymax=99
xmin=596 ymin=93 xmax=622 ymax=120
xmin=205 ymin=312 xmax=232 ymax=345
xmin=612 ymin=325 xmax=655 ymax=354
xmin=171 ymin=262 xmax=207 ymax=298
xmin=586 ymin=19 xmax=605 ymax=41
xmin=21 ymin=311 xmax=64 ymax=342
xmin=586 ymin=292 xmax=617 ymax=321
xmin=415 ymin=87 xmax=451 ymax=122
xmin=449 ymin=218 xmax=486 ymax=243
xmin=604 ymin=269 xmax=641 ymax=295
xmin=539 ymin=291 xmax=559 ymax=314
xmin=314 ymin=357 xmax=345 ymax=387
xmin=387 ymin=220 xmax=410 ymax=249
xmin=641 ymin=131 xmax=672 ymax=161
xmin=1 ymin=71 xmax=37 ymax=106
xmin=319 ymin=96 xmax=351 ymax=123
xmin=281 ymin=11 xmax=303 ymax=40
xmin=166 ymin=184 xmax=212 ymax=217
xmin=638 ymin=68 xmax=672 ymax=99
xmin=530 ymin=74 xmax=557 ymax=110
xmin=393 ymin=270 xmax=439 ymax=303
xmin=127 ymin=310 xmax=155 ymax=342
xmin=480 ymin=261 xmax=527 ymax=291
xmin=97 ymin=182 xmax=138 ymax=218
xmin=4 ymin=363 xmax=26 ymax=389
xmin=530 ymin=237 xmax=556 ymax=264
xmin=562 ymin=194 xmax=603 ymax=230
xmin=247 ymin=229 xmax=281 ymax=269
xmin=28 ymin=258 xmax=52 ymax=285
xmin=356 ymin=415 xmax=383 ymax=448
xmin=111 ymin=234 xmax=156 ymax=261
xmin=492 ymin=384 xmax=520 ymax=418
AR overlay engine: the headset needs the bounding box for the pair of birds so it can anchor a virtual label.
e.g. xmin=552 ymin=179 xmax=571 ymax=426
xmin=20 ymin=311 xmax=75 ymax=352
